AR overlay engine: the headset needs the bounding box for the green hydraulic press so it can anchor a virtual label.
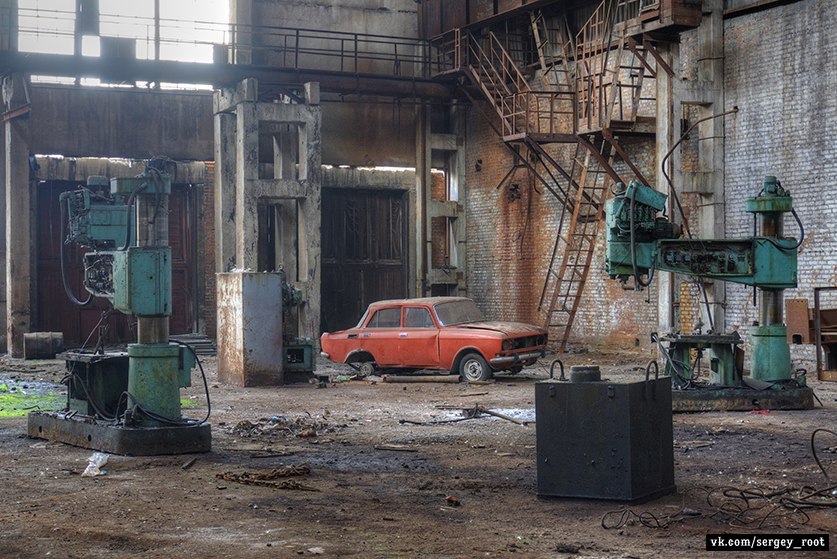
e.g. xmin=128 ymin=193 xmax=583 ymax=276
xmin=28 ymin=161 xmax=211 ymax=454
xmin=605 ymin=176 xmax=813 ymax=411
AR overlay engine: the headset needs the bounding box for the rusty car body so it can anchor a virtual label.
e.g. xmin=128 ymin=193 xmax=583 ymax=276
xmin=320 ymin=297 xmax=547 ymax=381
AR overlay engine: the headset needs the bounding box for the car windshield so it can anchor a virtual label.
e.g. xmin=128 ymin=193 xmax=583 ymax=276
xmin=434 ymin=299 xmax=484 ymax=326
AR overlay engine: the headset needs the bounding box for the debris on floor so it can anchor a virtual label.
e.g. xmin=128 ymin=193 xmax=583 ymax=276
xmin=224 ymin=414 xmax=339 ymax=439
xmin=81 ymin=452 xmax=109 ymax=477
xmin=216 ymin=464 xmax=319 ymax=491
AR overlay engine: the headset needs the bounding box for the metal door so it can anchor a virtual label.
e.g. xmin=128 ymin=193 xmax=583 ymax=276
xmin=36 ymin=181 xmax=196 ymax=345
xmin=321 ymin=188 xmax=407 ymax=332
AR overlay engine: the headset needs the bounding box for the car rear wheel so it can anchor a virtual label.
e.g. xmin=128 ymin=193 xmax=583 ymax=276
xmin=358 ymin=362 xmax=376 ymax=377
xmin=459 ymin=353 xmax=491 ymax=382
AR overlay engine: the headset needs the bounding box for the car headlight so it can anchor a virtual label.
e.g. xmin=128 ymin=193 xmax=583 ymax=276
xmin=502 ymin=340 xmax=512 ymax=351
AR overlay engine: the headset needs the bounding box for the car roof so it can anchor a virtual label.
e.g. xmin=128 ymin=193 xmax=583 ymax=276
xmin=366 ymin=296 xmax=471 ymax=309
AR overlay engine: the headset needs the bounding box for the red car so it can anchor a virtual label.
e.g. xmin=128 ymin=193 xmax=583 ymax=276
xmin=320 ymin=297 xmax=547 ymax=381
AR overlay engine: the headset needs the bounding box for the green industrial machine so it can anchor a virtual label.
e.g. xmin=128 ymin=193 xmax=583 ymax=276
xmin=605 ymin=176 xmax=813 ymax=411
xmin=28 ymin=162 xmax=211 ymax=454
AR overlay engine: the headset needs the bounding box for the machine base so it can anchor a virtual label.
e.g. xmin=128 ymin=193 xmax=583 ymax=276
xmin=672 ymin=386 xmax=815 ymax=412
xmin=28 ymin=411 xmax=211 ymax=455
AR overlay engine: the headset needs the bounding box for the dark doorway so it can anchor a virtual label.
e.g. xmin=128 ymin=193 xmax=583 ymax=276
xmin=36 ymin=180 xmax=197 ymax=346
xmin=321 ymin=188 xmax=407 ymax=332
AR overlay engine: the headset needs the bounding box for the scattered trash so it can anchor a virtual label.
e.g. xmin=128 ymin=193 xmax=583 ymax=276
xmin=181 ymin=457 xmax=198 ymax=470
xmin=446 ymin=496 xmax=461 ymax=507
xmin=81 ymin=452 xmax=109 ymax=477
xmin=333 ymin=374 xmax=355 ymax=383
xmin=307 ymin=547 xmax=325 ymax=555
xmin=748 ymin=409 xmax=771 ymax=415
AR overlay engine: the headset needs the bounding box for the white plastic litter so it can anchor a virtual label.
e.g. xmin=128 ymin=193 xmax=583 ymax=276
xmin=81 ymin=452 xmax=109 ymax=477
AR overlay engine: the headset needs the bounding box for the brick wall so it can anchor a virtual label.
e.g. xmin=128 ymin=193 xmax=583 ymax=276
xmin=464 ymin=105 xmax=659 ymax=349
xmin=465 ymin=110 xmax=549 ymax=326
xmin=722 ymin=0 xmax=837 ymax=369
xmin=202 ymin=161 xmax=217 ymax=338
xmin=570 ymin=137 xmax=659 ymax=349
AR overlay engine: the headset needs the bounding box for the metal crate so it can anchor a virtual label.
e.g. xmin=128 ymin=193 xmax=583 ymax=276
xmin=535 ymin=375 xmax=675 ymax=502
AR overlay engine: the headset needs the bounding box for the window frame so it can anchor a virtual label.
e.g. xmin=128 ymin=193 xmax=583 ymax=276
xmin=364 ymin=306 xmax=402 ymax=329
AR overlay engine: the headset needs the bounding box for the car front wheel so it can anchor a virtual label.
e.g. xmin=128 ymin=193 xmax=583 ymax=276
xmin=459 ymin=353 xmax=491 ymax=382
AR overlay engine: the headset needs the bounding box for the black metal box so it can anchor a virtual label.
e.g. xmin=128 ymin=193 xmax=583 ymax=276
xmin=535 ymin=376 xmax=675 ymax=502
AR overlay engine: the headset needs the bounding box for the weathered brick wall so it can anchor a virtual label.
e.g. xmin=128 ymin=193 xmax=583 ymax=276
xmin=465 ymin=110 xmax=549 ymax=326
xmin=464 ymin=105 xmax=658 ymax=349
xmin=203 ymin=162 xmax=217 ymax=338
xmin=722 ymin=0 xmax=837 ymax=369
xmin=570 ymin=137 xmax=659 ymax=349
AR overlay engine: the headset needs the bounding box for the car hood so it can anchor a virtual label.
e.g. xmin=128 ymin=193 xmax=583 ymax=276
xmin=455 ymin=321 xmax=545 ymax=336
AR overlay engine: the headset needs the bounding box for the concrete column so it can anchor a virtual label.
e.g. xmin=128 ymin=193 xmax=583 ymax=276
xmin=415 ymin=102 xmax=430 ymax=296
xmin=0 ymin=0 xmax=19 ymax=51
xmin=213 ymin=107 xmax=237 ymax=272
xmin=452 ymin=103 xmax=467 ymax=296
xmin=235 ymin=100 xmax=259 ymax=270
xmin=217 ymin=79 xmax=322 ymax=343
xmin=687 ymin=0 xmax=726 ymax=333
xmin=0 ymin=117 xmax=5 ymax=352
xmin=5 ymin=118 xmax=30 ymax=356
xmin=297 ymin=83 xmax=321 ymax=340
xmin=655 ymin=43 xmax=680 ymax=336
xmin=231 ymin=0 xmax=254 ymax=65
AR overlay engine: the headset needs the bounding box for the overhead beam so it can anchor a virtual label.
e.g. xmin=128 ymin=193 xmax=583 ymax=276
xmin=0 ymin=51 xmax=458 ymax=100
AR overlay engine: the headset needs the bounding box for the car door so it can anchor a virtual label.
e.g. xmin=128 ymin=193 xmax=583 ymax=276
xmin=398 ymin=306 xmax=440 ymax=369
xmin=361 ymin=306 xmax=402 ymax=367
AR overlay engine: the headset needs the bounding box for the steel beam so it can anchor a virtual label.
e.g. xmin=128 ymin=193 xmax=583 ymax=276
xmin=0 ymin=51 xmax=457 ymax=99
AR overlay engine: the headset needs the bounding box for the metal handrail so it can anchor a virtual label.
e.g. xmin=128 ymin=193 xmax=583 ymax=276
xmin=15 ymin=6 xmax=436 ymax=79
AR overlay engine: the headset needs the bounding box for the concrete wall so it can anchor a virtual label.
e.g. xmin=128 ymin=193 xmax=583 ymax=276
xmin=720 ymin=0 xmax=837 ymax=369
xmin=322 ymin=101 xmax=415 ymax=167
xmin=29 ymin=86 xmax=214 ymax=161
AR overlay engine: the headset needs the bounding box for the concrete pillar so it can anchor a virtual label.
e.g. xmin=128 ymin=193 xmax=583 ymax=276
xmin=5 ymin=117 xmax=30 ymax=356
xmin=235 ymin=100 xmax=259 ymax=270
xmin=296 ymin=83 xmax=321 ymax=340
xmin=415 ymin=102 xmax=430 ymax=296
xmin=655 ymin=43 xmax=680 ymax=336
xmin=231 ymin=0 xmax=254 ymax=65
xmin=0 ymin=0 xmax=18 ymax=51
xmin=0 ymin=114 xmax=5 ymax=352
xmin=213 ymin=109 xmax=237 ymax=272
xmin=215 ymin=79 xmax=321 ymax=346
xmin=682 ymin=0 xmax=726 ymax=333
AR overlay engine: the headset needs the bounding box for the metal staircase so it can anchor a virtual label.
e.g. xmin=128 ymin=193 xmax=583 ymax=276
xmin=538 ymin=138 xmax=617 ymax=351
xmin=431 ymin=1 xmax=661 ymax=350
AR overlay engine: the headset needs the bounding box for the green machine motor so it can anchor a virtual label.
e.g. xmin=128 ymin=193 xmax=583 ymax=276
xmin=28 ymin=161 xmax=211 ymax=454
xmin=605 ymin=177 xmax=813 ymax=410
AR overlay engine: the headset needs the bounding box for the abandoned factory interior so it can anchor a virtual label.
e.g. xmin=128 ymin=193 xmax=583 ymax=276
xmin=0 ymin=0 xmax=835 ymax=557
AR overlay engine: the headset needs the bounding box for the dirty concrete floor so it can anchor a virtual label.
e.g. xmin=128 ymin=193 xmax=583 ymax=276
xmin=0 ymin=352 xmax=835 ymax=559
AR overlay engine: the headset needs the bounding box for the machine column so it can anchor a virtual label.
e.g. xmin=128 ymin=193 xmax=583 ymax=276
xmin=749 ymin=176 xmax=791 ymax=381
